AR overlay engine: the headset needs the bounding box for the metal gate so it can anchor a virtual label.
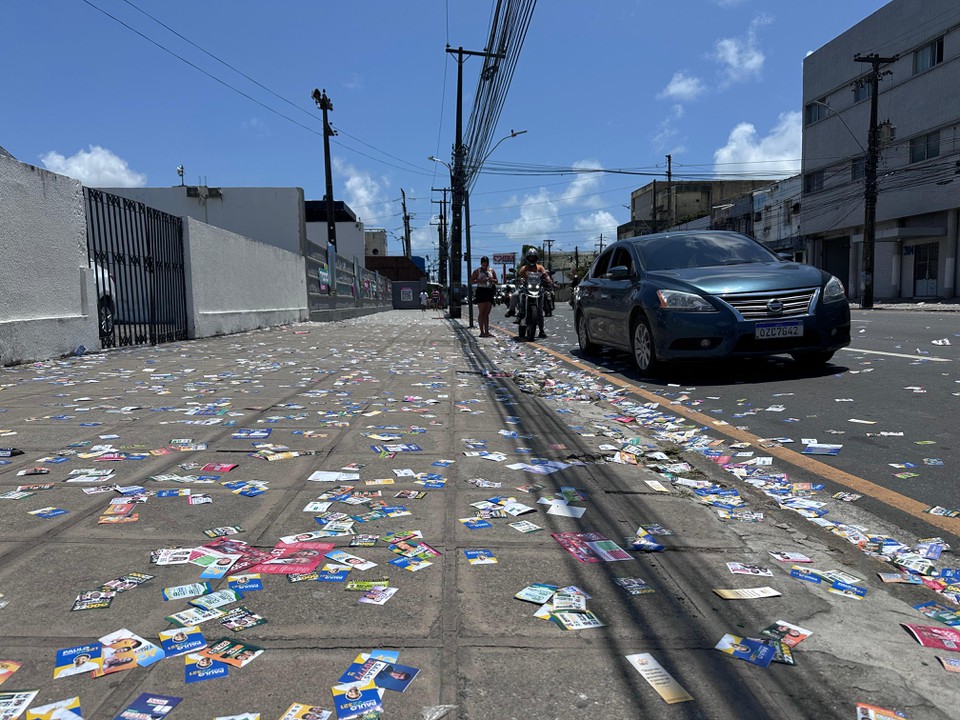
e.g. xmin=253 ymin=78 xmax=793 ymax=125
xmin=84 ymin=188 xmax=188 ymax=348
xmin=913 ymin=242 xmax=939 ymax=297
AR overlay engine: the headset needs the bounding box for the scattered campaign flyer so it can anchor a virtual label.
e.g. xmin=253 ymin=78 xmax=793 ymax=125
xmin=101 ymin=571 xmax=154 ymax=593
xmin=25 ymin=696 xmax=82 ymax=720
xmin=901 ymin=623 xmax=960 ymax=652
xmin=220 ymin=606 xmax=267 ymax=632
xmin=184 ymin=652 xmax=229 ymax=684
xmin=98 ymin=629 xmax=165 ymax=670
xmin=53 ymin=642 xmax=103 ymax=678
xmin=552 ymin=610 xmax=606 ymax=630
xmin=0 ymin=661 xmax=21 ymax=686
xmin=0 ymin=691 xmax=39 ymax=720
xmin=158 ymin=626 xmax=207 ymax=657
xmin=551 ymin=532 xmax=632 ymax=563
xmin=277 ymin=705 xmax=330 ymax=720
xmin=70 ymin=590 xmax=115 ymax=611
xmin=714 ymin=634 xmax=776 ymax=668
xmin=112 ymin=692 xmax=182 ymax=719
xmin=358 ymin=586 xmax=398 ymax=605
xmin=198 ymin=638 xmax=264 ymax=668
xmin=855 ymin=703 xmax=907 ymax=719
xmin=165 ymin=605 xmax=226 ymax=627
xmin=760 ymin=621 xmax=813 ymax=648
xmin=214 ymin=715 xmax=261 ymax=720
xmin=228 ymin=574 xmax=263 ymax=592
xmin=914 ymin=601 xmax=960 ymax=626
xmin=515 ymin=583 xmax=559 ymax=604
xmin=508 ymin=520 xmax=542 ymax=533
xmin=727 ymin=562 xmax=773 ymax=577
xmin=713 ymin=587 xmax=782 ymax=600
xmin=373 ymin=662 xmax=419 ymax=693
xmin=464 ymin=549 xmax=498 ymax=565
xmin=188 ymin=588 xmax=244 ymax=611
xmin=162 ymin=582 xmax=212 ymax=601
xmin=331 ymin=680 xmax=383 ymax=719
xmin=937 ymin=655 xmax=960 ymax=673
xmin=325 ymin=550 xmax=377 ymax=572
xmin=625 ymin=653 xmax=694 ymax=704
xmin=614 ymin=577 xmax=655 ymax=595
xmin=768 ymin=551 xmax=812 ymax=563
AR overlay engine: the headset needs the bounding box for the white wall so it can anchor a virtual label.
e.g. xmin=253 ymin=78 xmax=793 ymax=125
xmin=183 ymin=218 xmax=308 ymax=338
xmin=0 ymin=155 xmax=99 ymax=365
xmin=99 ymin=186 xmax=306 ymax=256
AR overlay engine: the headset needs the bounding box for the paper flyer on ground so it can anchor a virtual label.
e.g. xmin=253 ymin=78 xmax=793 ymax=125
xmin=111 ymin=693 xmax=182 ymax=719
xmin=184 ymin=652 xmax=229 ymax=683
xmin=714 ymin=634 xmax=776 ymax=668
xmin=277 ymin=705 xmax=330 ymax=720
xmin=0 ymin=691 xmax=39 ymax=720
xmin=53 ymin=642 xmax=103 ymax=678
xmin=198 ymin=638 xmax=264 ymax=668
xmin=331 ymin=680 xmax=383 ymax=719
xmin=550 ymin=532 xmax=633 ymax=563
xmin=625 ymin=653 xmax=694 ymax=704
xmin=158 ymin=626 xmax=206 ymax=657
xmin=25 ymin=696 xmax=82 ymax=719
xmin=0 ymin=661 xmax=20 ymax=687
xmin=712 ymin=587 xmax=782 ymax=600
xmin=901 ymin=623 xmax=960 ymax=651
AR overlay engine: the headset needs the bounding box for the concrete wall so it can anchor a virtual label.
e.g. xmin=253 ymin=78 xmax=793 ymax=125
xmin=305 ymin=219 xmax=365 ymax=266
xmin=0 ymin=155 xmax=99 ymax=365
xmin=183 ymin=217 xmax=308 ymax=338
xmin=99 ymin=186 xmax=306 ymax=256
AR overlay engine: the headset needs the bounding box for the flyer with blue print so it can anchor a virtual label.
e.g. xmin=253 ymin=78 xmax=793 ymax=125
xmin=53 ymin=643 xmax=102 ymax=678
xmin=112 ymin=693 xmax=182 ymax=719
xmin=184 ymin=652 xmax=229 ymax=683
xmin=158 ymin=626 xmax=206 ymax=657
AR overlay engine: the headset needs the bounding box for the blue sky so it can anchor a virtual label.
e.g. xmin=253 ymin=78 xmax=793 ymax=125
xmin=2 ymin=0 xmax=890 ymax=263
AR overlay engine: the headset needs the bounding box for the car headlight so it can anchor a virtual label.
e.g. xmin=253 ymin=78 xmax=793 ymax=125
xmin=822 ymin=276 xmax=846 ymax=303
xmin=656 ymin=289 xmax=718 ymax=312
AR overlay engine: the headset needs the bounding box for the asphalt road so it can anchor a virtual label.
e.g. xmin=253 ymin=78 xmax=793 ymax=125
xmin=493 ymin=304 xmax=960 ymax=542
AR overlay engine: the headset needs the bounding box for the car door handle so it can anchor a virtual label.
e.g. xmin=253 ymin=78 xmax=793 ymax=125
xmin=599 ymin=292 xmax=610 ymax=299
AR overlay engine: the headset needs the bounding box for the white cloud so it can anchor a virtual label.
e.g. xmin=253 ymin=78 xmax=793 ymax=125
xmin=493 ymin=187 xmax=561 ymax=242
xmin=714 ymin=15 xmax=771 ymax=85
xmin=658 ymin=71 xmax=705 ymax=102
xmin=559 ymin=160 xmax=604 ymax=208
xmin=713 ymin=110 xmax=801 ymax=178
xmin=653 ymin=105 xmax=688 ymax=155
xmin=574 ymin=210 xmax=618 ymax=243
xmin=40 ymin=145 xmax=146 ymax=187
xmin=333 ymin=157 xmax=392 ymax=226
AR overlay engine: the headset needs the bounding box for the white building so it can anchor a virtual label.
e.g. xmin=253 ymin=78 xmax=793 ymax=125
xmin=801 ymin=0 xmax=960 ymax=301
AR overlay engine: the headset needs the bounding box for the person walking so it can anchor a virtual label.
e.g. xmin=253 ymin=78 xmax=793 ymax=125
xmin=420 ymin=289 xmax=428 ymax=312
xmin=470 ymin=256 xmax=498 ymax=337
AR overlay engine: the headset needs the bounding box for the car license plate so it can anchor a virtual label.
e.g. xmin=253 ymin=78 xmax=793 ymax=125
xmin=755 ymin=320 xmax=802 ymax=339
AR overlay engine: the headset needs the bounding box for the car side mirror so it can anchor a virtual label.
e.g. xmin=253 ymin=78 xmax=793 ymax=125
xmin=607 ymin=265 xmax=631 ymax=280
xmin=777 ymin=252 xmax=793 ymax=261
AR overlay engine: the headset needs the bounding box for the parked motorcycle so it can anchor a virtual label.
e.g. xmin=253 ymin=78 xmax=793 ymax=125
xmin=517 ymin=274 xmax=545 ymax=341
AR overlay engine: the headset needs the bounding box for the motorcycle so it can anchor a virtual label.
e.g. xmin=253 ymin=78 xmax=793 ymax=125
xmin=517 ymin=274 xmax=546 ymax=342
xmin=543 ymin=285 xmax=555 ymax=317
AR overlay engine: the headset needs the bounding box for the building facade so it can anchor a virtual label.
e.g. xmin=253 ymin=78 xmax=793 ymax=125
xmin=801 ymin=0 xmax=960 ymax=301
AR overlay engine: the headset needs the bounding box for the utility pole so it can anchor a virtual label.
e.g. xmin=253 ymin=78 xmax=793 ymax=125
xmin=311 ymin=88 xmax=338 ymax=250
xmin=574 ymin=246 xmax=579 ymax=271
xmin=401 ymin=190 xmax=412 ymax=258
xmin=594 ymin=233 xmax=603 ymax=257
xmin=651 ymin=179 xmax=658 ymax=234
xmin=431 ymin=188 xmax=449 ymax=286
xmin=446 ymin=45 xmax=505 ymax=319
xmin=666 ymin=154 xmax=674 ymax=229
xmin=544 ymin=238 xmax=555 ymax=269
xmin=854 ymin=52 xmax=897 ymax=309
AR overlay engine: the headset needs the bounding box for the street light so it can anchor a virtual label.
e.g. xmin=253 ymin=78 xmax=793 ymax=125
xmin=452 ymin=129 xmax=528 ymax=328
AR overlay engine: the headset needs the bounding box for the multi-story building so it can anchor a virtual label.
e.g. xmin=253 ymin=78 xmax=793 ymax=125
xmin=618 ymin=180 xmax=777 ymax=240
xmin=753 ymin=176 xmax=804 ymax=261
xmin=802 ymin=0 xmax=960 ymax=301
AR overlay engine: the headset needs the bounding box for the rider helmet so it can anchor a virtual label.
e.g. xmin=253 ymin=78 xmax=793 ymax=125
xmin=525 ymin=249 xmax=538 ymax=264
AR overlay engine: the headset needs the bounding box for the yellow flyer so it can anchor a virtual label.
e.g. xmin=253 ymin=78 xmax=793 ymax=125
xmin=625 ymin=653 xmax=694 ymax=704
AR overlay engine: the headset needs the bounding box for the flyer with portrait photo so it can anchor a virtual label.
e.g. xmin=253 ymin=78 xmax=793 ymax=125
xmin=53 ymin=643 xmax=103 ymax=679
xmin=277 ymin=704 xmax=330 ymax=720
xmin=331 ymin=680 xmax=383 ymax=720
xmin=158 ymin=626 xmax=206 ymax=657
xmin=759 ymin=620 xmax=813 ymax=648
xmin=714 ymin=634 xmax=776 ymax=668
xmin=184 ymin=652 xmax=229 ymax=684
xmin=198 ymin=638 xmax=264 ymax=668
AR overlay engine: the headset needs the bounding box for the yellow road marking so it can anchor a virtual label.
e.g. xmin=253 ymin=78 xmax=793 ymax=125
xmin=489 ymin=324 xmax=960 ymax=537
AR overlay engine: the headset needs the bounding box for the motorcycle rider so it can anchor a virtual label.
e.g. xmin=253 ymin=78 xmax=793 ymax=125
xmin=506 ymin=249 xmax=552 ymax=338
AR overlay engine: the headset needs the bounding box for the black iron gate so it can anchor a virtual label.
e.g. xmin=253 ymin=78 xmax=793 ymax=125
xmin=84 ymin=188 xmax=188 ymax=348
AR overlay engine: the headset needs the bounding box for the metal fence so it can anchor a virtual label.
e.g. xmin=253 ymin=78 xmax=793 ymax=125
xmin=84 ymin=188 xmax=188 ymax=348
xmin=304 ymin=239 xmax=393 ymax=316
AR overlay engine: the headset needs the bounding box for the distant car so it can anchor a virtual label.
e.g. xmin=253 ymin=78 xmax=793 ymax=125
xmin=93 ymin=263 xmax=116 ymax=337
xmin=575 ymin=230 xmax=851 ymax=374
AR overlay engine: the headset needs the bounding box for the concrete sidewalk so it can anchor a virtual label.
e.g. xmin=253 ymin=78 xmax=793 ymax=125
xmin=0 ymin=311 xmax=956 ymax=719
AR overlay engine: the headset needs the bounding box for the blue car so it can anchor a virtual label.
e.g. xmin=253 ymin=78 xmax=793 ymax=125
xmin=574 ymin=231 xmax=850 ymax=374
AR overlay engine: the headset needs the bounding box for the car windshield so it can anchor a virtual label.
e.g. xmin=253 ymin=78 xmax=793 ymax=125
xmin=633 ymin=232 xmax=779 ymax=271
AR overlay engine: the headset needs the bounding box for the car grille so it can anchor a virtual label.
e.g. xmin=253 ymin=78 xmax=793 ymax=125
xmin=718 ymin=288 xmax=817 ymax=320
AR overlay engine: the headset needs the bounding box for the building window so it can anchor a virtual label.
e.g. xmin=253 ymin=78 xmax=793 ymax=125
xmin=853 ymin=81 xmax=872 ymax=103
xmin=910 ymin=130 xmax=940 ymax=163
xmin=914 ymin=37 xmax=944 ymax=74
xmin=805 ymin=99 xmax=829 ymax=125
xmin=804 ymin=170 xmax=824 ymax=194
xmin=851 ymin=157 xmax=865 ymax=181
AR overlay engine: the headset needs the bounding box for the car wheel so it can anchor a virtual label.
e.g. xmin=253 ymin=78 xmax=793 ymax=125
xmin=577 ymin=313 xmax=599 ymax=355
xmin=631 ymin=315 xmax=659 ymax=375
xmin=790 ymin=350 xmax=835 ymax=368
xmin=98 ymin=297 xmax=115 ymax=337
